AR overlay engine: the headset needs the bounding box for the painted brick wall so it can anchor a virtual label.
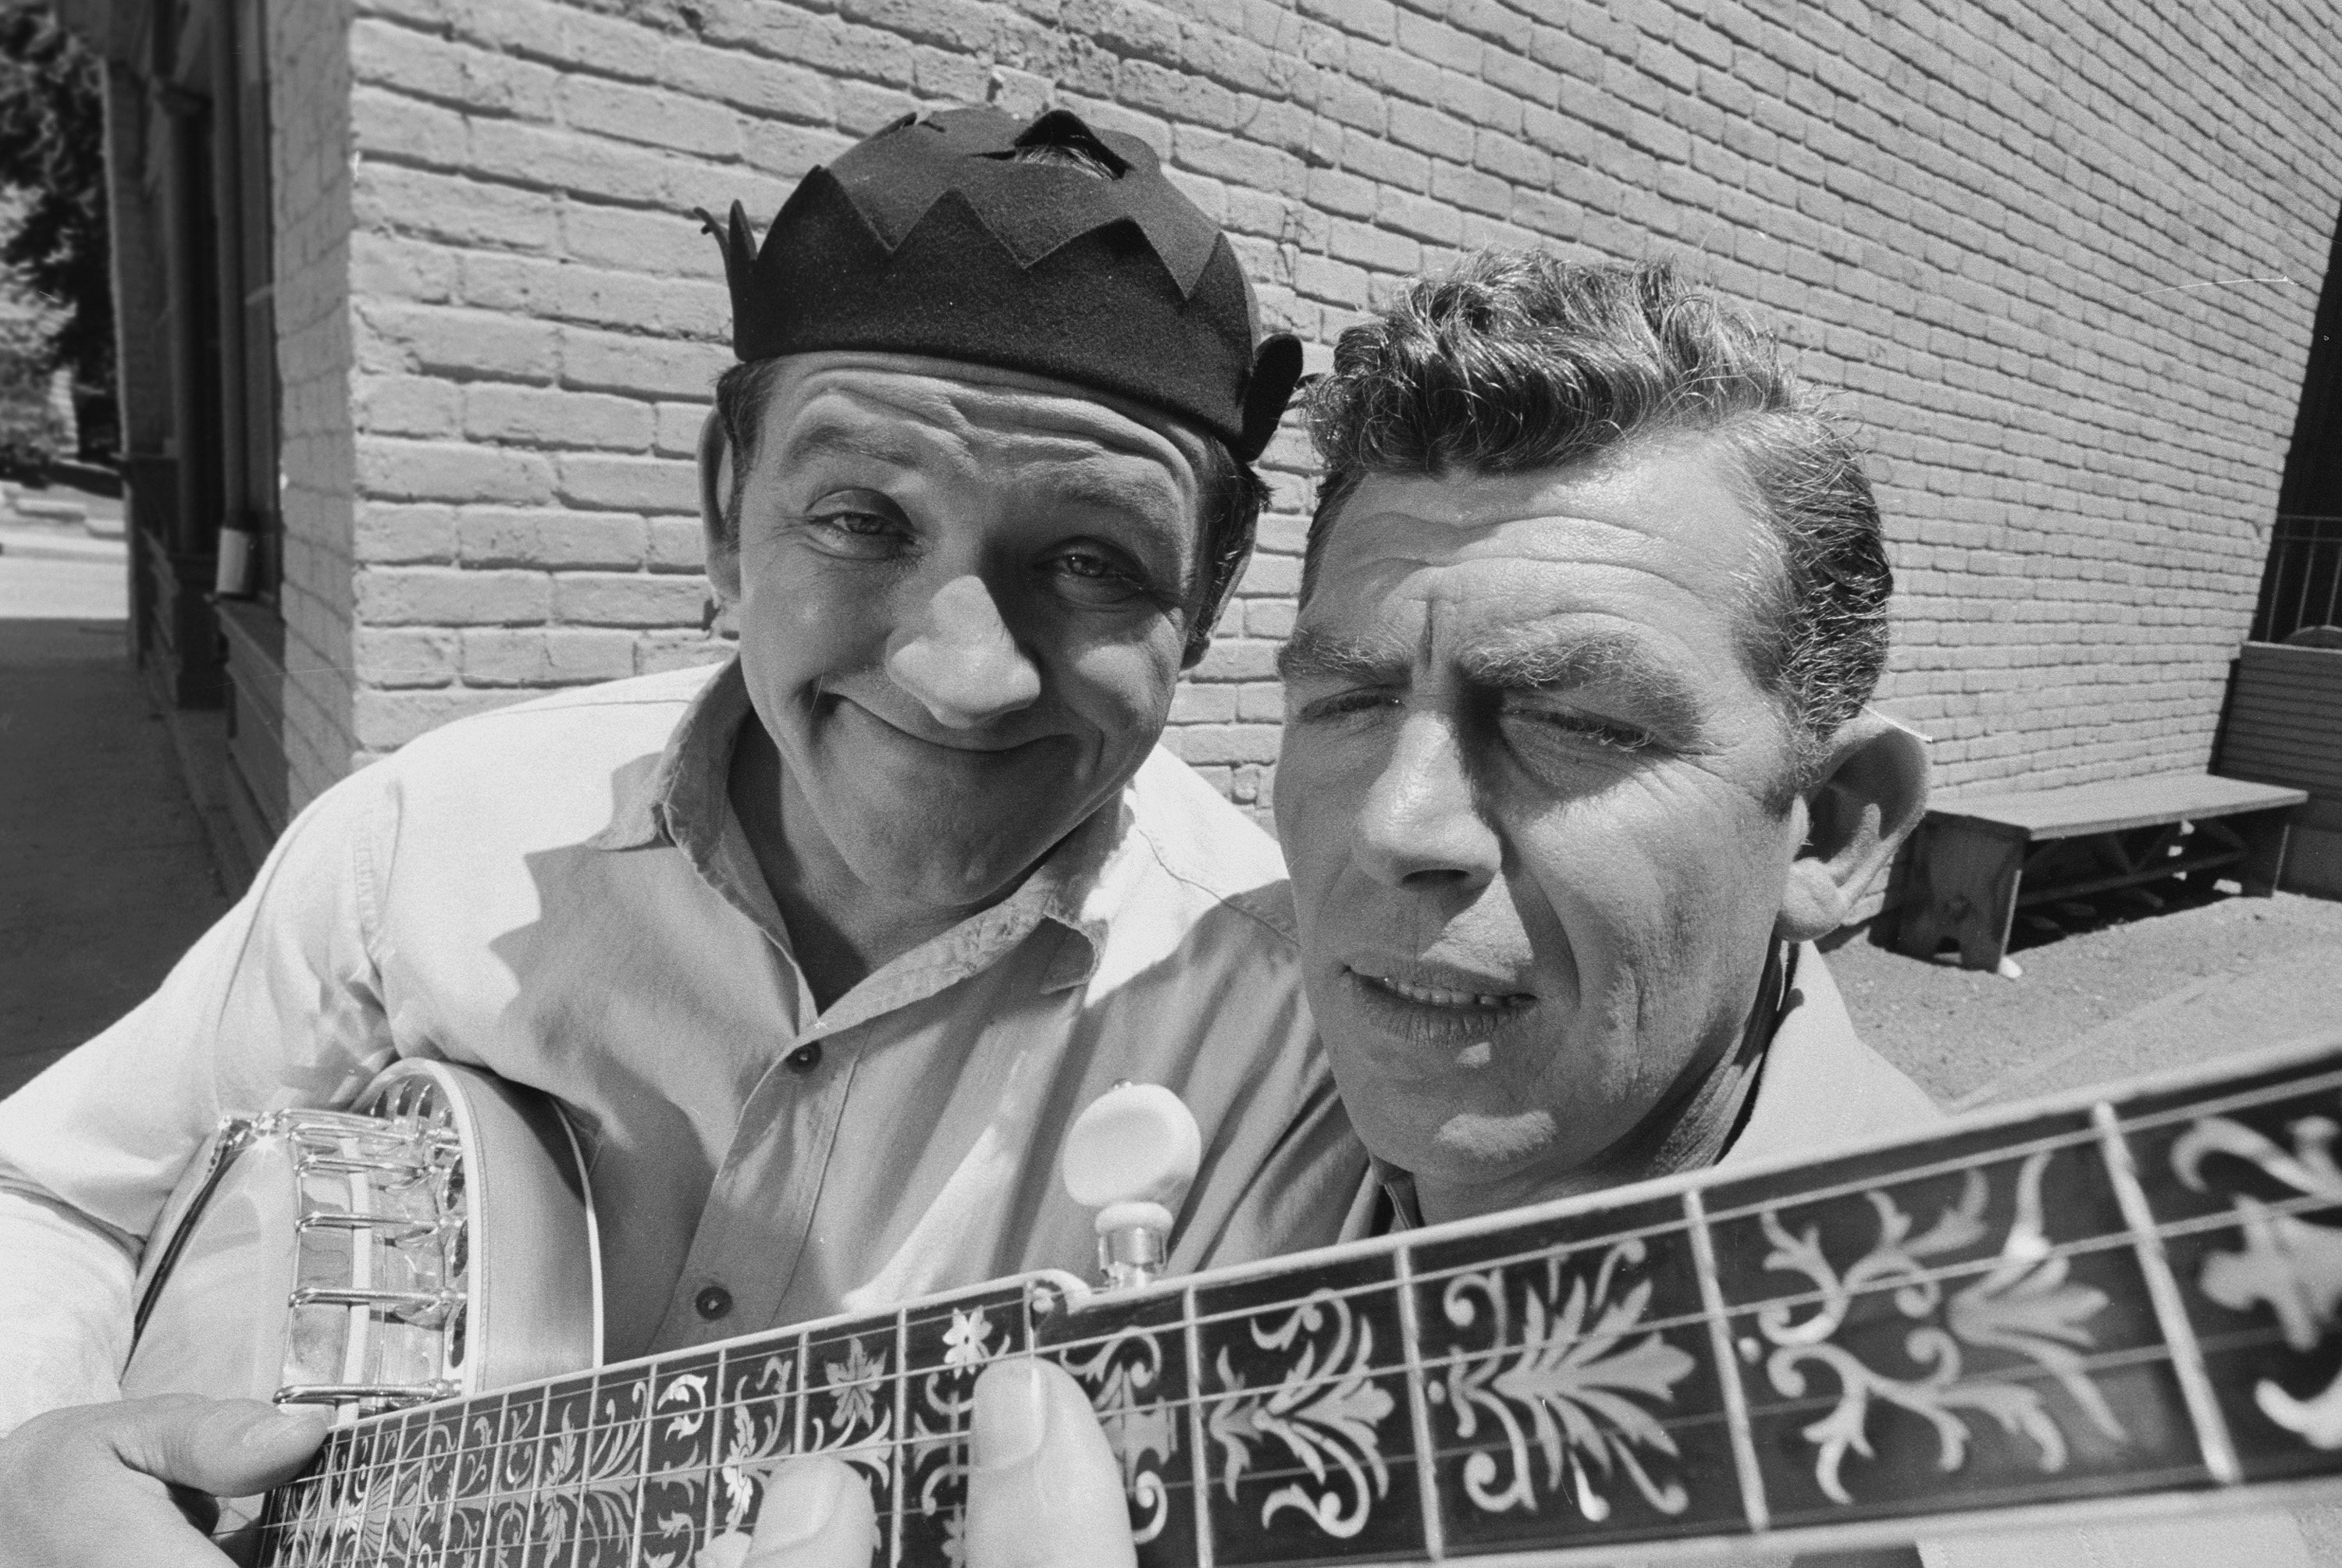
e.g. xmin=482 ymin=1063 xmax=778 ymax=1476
xmin=277 ymin=0 xmax=2342 ymax=820
xmin=272 ymin=0 xmax=361 ymax=805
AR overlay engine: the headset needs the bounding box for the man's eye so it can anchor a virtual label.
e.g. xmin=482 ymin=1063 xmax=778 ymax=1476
xmin=796 ymin=508 xmax=909 ymax=559
xmin=810 ymin=510 xmax=895 ymax=535
xmin=1504 ymin=706 xmax=1654 ymax=753
xmin=1297 ymin=688 xmax=1397 ymax=723
xmin=1044 ymin=547 xmax=1155 ymax=606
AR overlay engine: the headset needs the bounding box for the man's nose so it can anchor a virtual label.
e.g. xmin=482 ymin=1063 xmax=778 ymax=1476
xmin=1351 ymin=710 xmax=1502 ymax=891
xmin=885 ymin=574 xmax=1044 ymax=729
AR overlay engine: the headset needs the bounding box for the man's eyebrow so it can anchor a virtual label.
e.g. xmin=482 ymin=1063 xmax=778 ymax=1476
xmin=780 ymin=424 xmax=1180 ymax=516
xmin=1276 ymin=627 xmax=1412 ymax=682
xmin=1034 ymin=465 xmax=1184 ymax=518
xmin=776 ymin=421 xmax=920 ymax=470
xmin=1461 ymin=631 xmax=1707 ymax=732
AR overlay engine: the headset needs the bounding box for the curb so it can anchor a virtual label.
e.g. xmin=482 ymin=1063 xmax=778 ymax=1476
xmin=0 ymin=527 xmax=129 ymax=563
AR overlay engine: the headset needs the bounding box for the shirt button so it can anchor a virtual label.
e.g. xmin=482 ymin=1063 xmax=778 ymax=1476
xmin=787 ymin=1043 xmax=823 ymax=1072
xmin=695 ymin=1285 xmax=732 ymax=1321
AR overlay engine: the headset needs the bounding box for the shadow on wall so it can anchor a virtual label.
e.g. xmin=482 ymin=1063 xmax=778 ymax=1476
xmin=2218 ymin=638 xmax=2342 ymax=901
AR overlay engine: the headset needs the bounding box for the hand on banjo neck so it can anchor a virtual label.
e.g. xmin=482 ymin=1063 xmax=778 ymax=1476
xmin=0 ymin=1358 xmax=1136 ymax=1568
xmin=0 ymin=1083 xmax=1183 ymax=1568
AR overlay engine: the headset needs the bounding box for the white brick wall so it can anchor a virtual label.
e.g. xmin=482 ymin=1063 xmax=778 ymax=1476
xmin=271 ymin=0 xmax=361 ymax=805
xmin=268 ymin=0 xmax=2342 ymax=824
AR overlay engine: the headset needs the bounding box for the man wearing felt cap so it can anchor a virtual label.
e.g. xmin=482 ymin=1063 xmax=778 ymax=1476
xmin=0 ymin=105 xmax=1362 ymax=1561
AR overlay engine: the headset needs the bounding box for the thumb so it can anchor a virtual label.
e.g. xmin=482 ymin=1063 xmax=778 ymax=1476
xmin=736 ymin=1456 xmax=879 ymax=1568
xmin=966 ymin=1359 xmax=1135 ymax=1568
xmin=109 ymin=1396 xmax=334 ymax=1496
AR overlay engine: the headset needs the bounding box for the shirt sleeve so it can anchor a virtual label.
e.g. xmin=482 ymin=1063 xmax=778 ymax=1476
xmin=0 ymin=765 xmax=404 ymax=1416
xmin=0 ymin=1193 xmax=138 ymax=1434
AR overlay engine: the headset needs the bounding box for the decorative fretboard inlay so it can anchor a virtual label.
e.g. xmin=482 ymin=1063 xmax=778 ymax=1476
xmin=243 ymin=1047 xmax=2342 ymax=1567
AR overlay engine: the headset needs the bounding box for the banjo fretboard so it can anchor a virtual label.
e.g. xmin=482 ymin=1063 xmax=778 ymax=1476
xmin=246 ymin=1040 xmax=2342 ymax=1566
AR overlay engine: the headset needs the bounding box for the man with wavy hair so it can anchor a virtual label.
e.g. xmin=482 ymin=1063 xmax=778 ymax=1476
xmin=1283 ymin=251 xmax=1937 ymax=1232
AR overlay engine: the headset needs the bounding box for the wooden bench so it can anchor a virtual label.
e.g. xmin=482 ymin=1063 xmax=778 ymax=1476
xmin=1894 ymin=771 xmax=2308 ymax=972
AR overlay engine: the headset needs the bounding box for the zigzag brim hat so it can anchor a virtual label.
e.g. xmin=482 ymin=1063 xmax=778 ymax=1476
xmin=700 ymin=106 xmax=1302 ymax=463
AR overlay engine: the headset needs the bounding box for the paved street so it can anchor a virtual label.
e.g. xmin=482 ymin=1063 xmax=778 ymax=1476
xmin=0 ymin=535 xmax=228 ymax=1100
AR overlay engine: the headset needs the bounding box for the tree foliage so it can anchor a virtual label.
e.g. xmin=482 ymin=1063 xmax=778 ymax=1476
xmin=0 ymin=3 xmax=111 ymax=396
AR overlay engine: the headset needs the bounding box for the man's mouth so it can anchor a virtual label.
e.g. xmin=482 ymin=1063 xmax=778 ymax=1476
xmin=830 ymin=695 xmax=1040 ymax=756
xmin=1351 ymin=965 xmax=1533 ymax=1012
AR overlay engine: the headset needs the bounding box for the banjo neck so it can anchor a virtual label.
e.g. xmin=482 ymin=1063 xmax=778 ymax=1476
xmin=249 ymin=1031 xmax=2342 ymax=1566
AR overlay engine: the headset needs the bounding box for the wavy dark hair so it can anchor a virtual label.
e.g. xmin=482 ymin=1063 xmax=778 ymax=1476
xmin=1304 ymin=251 xmax=1892 ymax=776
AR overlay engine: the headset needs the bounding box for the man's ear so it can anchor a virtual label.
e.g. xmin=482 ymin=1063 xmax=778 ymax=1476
xmin=1776 ymin=709 xmax=1931 ymax=944
xmin=699 ymin=407 xmax=742 ymax=605
xmin=1180 ymin=537 xmax=1253 ymax=671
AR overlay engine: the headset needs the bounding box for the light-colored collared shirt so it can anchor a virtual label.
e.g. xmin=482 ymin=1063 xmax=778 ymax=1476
xmin=0 ymin=661 xmax=1365 ymax=1428
xmin=1721 ymin=940 xmax=1945 ymax=1163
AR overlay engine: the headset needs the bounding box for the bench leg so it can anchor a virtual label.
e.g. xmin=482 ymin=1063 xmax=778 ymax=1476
xmin=1897 ymin=827 xmax=2026 ymax=971
xmin=1892 ymin=823 xmax=1949 ymax=958
xmin=2237 ymin=810 xmax=2293 ymax=897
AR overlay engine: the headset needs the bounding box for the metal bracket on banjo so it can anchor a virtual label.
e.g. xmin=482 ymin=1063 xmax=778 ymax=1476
xmin=287 ymin=1285 xmax=462 ymax=1321
xmin=268 ymin=1075 xmax=475 ymax=1411
xmin=125 ymin=1062 xmax=541 ymax=1419
xmin=272 ymin=1379 xmax=461 ymax=1407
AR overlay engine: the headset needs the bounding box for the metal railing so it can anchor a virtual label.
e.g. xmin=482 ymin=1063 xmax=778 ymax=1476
xmin=2251 ymin=514 xmax=2342 ymax=644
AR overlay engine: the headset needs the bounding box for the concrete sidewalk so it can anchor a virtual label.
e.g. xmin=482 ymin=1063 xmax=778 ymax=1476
xmin=1831 ymin=883 xmax=2342 ymax=1108
xmin=0 ymin=593 xmax=230 ymax=1100
xmin=0 ymin=524 xmax=128 ymax=564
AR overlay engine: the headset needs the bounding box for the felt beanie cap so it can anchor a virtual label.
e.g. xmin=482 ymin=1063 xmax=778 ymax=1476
xmin=701 ymin=105 xmax=1303 ymax=462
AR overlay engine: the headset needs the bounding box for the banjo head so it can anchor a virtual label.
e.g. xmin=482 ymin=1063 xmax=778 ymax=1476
xmin=123 ymin=1059 xmax=598 ymax=1414
xmin=123 ymin=1068 xmax=473 ymax=1410
xmin=120 ymin=1061 xmax=597 ymax=1554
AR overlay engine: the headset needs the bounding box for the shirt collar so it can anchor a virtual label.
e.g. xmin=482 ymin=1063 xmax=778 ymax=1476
xmin=1011 ymin=798 xmax=1123 ymax=992
xmin=584 ymin=660 xmax=746 ymax=855
xmin=1369 ymin=1159 xmax=1425 ymax=1232
xmin=820 ymin=804 xmax=1123 ymax=1029
xmin=584 ymin=657 xmax=1124 ymax=993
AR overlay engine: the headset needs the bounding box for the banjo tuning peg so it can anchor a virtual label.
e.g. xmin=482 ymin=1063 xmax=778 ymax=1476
xmin=1059 ymin=1081 xmax=1201 ymax=1292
